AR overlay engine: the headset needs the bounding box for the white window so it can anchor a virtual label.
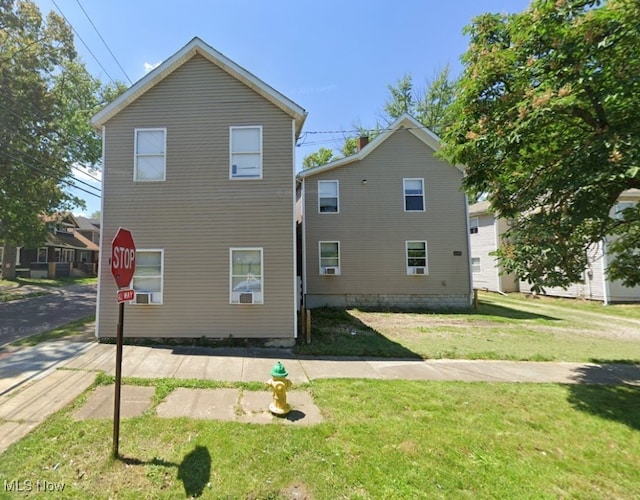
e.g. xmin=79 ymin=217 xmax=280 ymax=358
xmin=135 ymin=128 xmax=166 ymax=181
xmin=614 ymin=202 xmax=634 ymax=220
xmin=404 ymin=179 xmax=425 ymax=212
xmin=472 ymin=257 xmax=482 ymax=273
xmin=406 ymin=241 xmax=428 ymax=275
xmin=469 ymin=217 xmax=479 ymax=234
xmin=61 ymin=249 xmax=74 ymax=263
xmin=318 ymin=180 xmax=339 ymax=213
xmin=319 ymin=241 xmax=340 ymax=275
xmin=230 ymin=126 xmax=262 ymax=179
xmin=37 ymin=247 xmax=48 ymax=263
xmin=132 ymin=250 xmax=163 ymax=305
xmin=230 ymin=248 xmax=263 ymax=304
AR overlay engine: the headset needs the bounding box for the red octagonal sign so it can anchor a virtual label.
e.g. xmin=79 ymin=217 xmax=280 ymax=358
xmin=111 ymin=227 xmax=136 ymax=289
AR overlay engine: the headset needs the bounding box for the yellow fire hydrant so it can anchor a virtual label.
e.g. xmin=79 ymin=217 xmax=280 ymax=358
xmin=267 ymin=361 xmax=292 ymax=416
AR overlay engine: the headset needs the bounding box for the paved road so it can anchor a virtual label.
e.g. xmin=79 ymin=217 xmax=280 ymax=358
xmin=0 ymin=284 xmax=97 ymax=346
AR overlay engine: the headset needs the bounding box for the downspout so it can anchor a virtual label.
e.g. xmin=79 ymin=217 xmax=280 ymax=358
xmin=493 ymin=214 xmax=503 ymax=294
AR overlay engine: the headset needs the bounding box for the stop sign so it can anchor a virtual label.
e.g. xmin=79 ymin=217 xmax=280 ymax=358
xmin=111 ymin=227 xmax=136 ymax=289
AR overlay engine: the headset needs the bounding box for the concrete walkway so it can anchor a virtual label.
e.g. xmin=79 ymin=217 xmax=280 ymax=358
xmin=1 ymin=340 xmax=639 ymax=453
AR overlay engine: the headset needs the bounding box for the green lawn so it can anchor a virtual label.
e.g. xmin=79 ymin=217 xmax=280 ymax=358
xmin=0 ymin=378 xmax=638 ymax=498
xmin=0 ymin=276 xmax=97 ymax=302
xmin=295 ymin=292 xmax=640 ymax=363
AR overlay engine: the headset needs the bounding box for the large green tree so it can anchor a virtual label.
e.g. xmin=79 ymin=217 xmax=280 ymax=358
xmin=440 ymin=0 xmax=640 ymax=290
xmin=302 ymin=68 xmax=455 ymax=169
xmin=0 ymin=0 xmax=107 ymax=278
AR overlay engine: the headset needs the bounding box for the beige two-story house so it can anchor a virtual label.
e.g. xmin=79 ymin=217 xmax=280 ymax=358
xmin=92 ymin=38 xmax=306 ymax=340
xmin=297 ymin=114 xmax=472 ymax=309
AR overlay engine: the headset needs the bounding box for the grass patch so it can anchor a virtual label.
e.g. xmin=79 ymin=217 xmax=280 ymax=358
xmin=0 ymin=276 xmax=98 ymax=288
xmin=0 ymin=379 xmax=638 ymax=498
xmin=295 ymin=293 xmax=640 ymax=362
xmin=0 ymin=290 xmax=50 ymax=302
xmin=10 ymin=316 xmax=95 ymax=347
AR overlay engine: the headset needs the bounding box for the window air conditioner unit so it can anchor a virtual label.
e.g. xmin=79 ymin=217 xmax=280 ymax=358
xmin=413 ymin=267 xmax=426 ymax=275
xmin=324 ymin=267 xmax=338 ymax=275
xmin=239 ymin=292 xmax=254 ymax=304
xmin=135 ymin=292 xmax=151 ymax=304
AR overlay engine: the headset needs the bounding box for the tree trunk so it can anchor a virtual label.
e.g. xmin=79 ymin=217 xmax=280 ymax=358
xmin=2 ymin=244 xmax=18 ymax=280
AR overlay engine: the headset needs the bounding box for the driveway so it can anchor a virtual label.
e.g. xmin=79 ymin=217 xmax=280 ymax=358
xmin=0 ymin=284 xmax=97 ymax=346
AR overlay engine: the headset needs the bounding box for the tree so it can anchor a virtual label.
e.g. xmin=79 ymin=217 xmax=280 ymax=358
xmin=302 ymin=147 xmax=335 ymax=170
xmin=439 ymin=0 xmax=640 ymax=289
xmin=0 ymin=0 xmax=106 ymax=278
xmin=301 ymin=67 xmax=456 ymax=169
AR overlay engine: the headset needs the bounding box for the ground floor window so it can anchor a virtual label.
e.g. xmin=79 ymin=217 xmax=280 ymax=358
xmin=472 ymin=257 xmax=481 ymax=273
xmin=132 ymin=250 xmax=163 ymax=304
xmin=230 ymin=248 xmax=263 ymax=304
xmin=37 ymin=247 xmax=48 ymax=263
xmin=319 ymin=241 xmax=340 ymax=275
xmin=406 ymin=241 xmax=428 ymax=275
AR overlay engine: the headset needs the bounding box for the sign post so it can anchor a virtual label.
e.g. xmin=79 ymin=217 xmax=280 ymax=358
xmin=110 ymin=227 xmax=136 ymax=460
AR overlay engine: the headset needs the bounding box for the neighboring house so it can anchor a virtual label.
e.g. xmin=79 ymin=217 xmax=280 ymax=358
xmin=471 ymin=191 xmax=640 ymax=303
xmin=297 ymin=114 xmax=472 ymax=310
xmin=91 ymin=38 xmax=307 ymax=340
xmin=468 ymin=201 xmax=519 ymax=293
xmin=7 ymin=212 xmax=99 ymax=279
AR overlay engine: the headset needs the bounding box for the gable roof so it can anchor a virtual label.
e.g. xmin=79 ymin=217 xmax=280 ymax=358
xmin=297 ymin=114 xmax=462 ymax=179
xmin=91 ymin=37 xmax=307 ymax=137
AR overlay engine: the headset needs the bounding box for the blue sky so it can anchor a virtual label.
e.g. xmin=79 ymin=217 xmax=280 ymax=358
xmin=32 ymin=0 xmax=531 ymax=216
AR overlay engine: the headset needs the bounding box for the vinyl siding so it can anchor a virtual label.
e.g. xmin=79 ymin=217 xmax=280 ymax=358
xmin=519 ymin=242 xmax=606 ymax=301
xmin=97 ymin=54 xmax=296 ymax=338
xmin=303 ymin=129 xmax=471 ymax=307
xmin=470 ymin=215 xmax=519 ymax=293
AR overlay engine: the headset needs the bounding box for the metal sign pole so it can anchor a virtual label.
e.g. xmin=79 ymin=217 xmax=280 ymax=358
xmin=112 ymin=300 xmax=125 ymax=459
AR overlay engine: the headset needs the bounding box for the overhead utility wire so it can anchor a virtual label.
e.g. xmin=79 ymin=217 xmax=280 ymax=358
xmin=0 ymin=101 xmax=102 ymax=185
xmin=0 ymin=145 xmax=101 ymax=195
xmin=74 ymin=0 xmax=133 ymax=85
xmin=51 ymin=0 xmax=117 ymax=84
xmin=0 ymin=150 xmax=101 ymax=199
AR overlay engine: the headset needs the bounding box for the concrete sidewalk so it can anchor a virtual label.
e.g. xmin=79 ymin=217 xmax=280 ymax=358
xmin=1 ymin=341 xmax=639 ymax=453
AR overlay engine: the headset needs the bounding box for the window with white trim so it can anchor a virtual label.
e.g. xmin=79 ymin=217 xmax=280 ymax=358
xmin=230 ymin=126 xmax=262 ymax=179
xmin=319 ymin=241 xmax=340 ymax=275
xmin=230 ymin=248 xmax=263 ymax=304
xmin=132 ymin=250 xmax=163 ymax=305
xmin=406 ymin=241 xmax=428 ymax=275
xmin=318 ymin=180 xmax=339 ymax=213
xmin=37 ymin=247 xmax=48 ymax=263
xmin=471 ymin=257 xmax=482 ymax=273
xmin=469 ymin=217 xmax=479 ymax=234
xmin=404 ymin=178 xmax=425 ymax=211
xmin=61 ymin=249 xmax=74 ymax=263
xmin=134 ymin=129 xmax=166 ymax=181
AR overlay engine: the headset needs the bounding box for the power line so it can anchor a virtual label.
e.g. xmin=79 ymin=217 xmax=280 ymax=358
xmin=74 ymin=0 xmax=133 ymax=85
xmin=50 ymin=0 xmax=117 ymax=84
xmin=0 ymin=150 xmax=101 ymax=199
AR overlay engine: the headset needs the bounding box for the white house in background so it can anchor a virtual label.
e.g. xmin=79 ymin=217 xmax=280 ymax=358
xmin=468 ymin=201 xmax=519 ymax=293
xmin=470 ymin=191 xmax=640 ymax=303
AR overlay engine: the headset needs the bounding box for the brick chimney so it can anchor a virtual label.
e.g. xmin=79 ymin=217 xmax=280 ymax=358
xmin=357 ymin=136 xmax=369 ymax=152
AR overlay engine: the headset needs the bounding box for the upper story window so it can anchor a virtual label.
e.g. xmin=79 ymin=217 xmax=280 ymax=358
xmin=469 ymin=217 xmax=479 ymax=234
xmin=230 ymin=126 xmax=262 ymax=179
xmin=318 ymin=180 xmax=339 ymax=213
xmin=403 ymin=178 xmax=425 ymax=212
xmin=134 ymin=129 xmax=166 ymax=181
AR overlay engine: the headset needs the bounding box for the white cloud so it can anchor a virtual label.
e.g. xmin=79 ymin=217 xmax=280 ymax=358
xmin=144 ymin=61 xmax=162 ymax=73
